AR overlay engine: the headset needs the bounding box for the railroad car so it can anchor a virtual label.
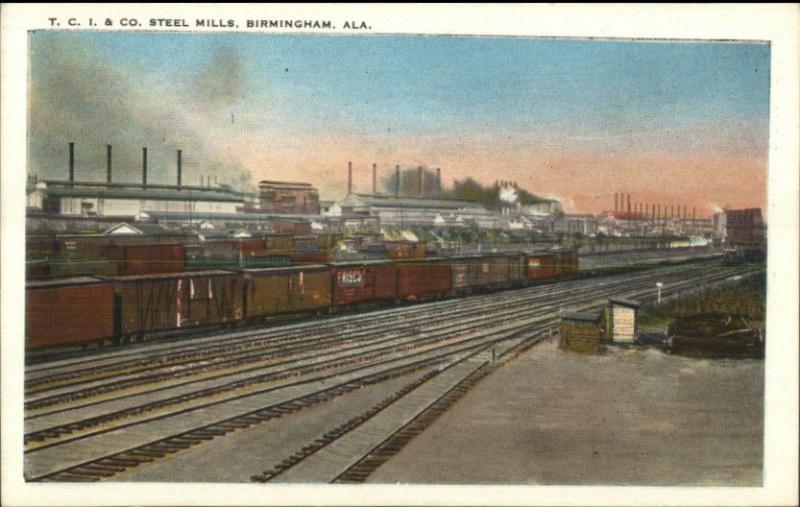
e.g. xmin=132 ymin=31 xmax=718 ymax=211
xmin=449 ymin=253 xmax=527 ymax=294
xmin=105 ymin=243 xmax=186 ymax=275
xmin=329 ymin=259 xmax=399 ymax=307
xmin=526 ymin=252 xmax=556 ymax=281
xmin=396 ymin=258 xmax=451 ymax=301
xmin=26 ymin=277 xmax=115 ymax=349
xmin=241 ymin=265 xmax=331 ymax=319
xmin=551 ymin=248 xmax=580 ymax=276
xmin=112 ymin=270 xmax=243 ymax=340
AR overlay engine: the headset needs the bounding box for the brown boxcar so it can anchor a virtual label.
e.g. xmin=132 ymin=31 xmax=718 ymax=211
xmin=526 ymin=252 xmax=556 ymax=281
xmin=450 ymin=253 xmax=526 ymax=293
xmin=330 ymin=260 xmax=399 ymax=307
xmin=241 ymin=265 xmax=331 ymax=319
xmin=386 ymin=241 xmax=426 ymax=260
xmin=113 ymin=270 xmax=243 ymax=338
xmin=397 ymin=259 xmax=451 ymax=300
xmin=551 ymin=248 xmax=579 ymax=276
xmin=105 ymin=243 xmax=186 ymax=275
xmin=26 ymin=277 xmax=115 ymax=349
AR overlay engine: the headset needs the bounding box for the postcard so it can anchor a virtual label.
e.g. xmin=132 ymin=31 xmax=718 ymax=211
xmin=1 ymin=3 xmax=798 ymax=506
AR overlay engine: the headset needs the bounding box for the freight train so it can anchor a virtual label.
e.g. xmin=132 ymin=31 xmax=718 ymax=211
xmin=25 ymin=249 xmax=579 ymax=351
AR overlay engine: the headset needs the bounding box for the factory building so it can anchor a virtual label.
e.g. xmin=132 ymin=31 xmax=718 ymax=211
xmin=258 ymin=180 xmax=321 ymax=214
xmin=27 ymin=180 xmax=243 ymax=217
xmin=333 ymin=193 xmax=499 ymax=228
xmin=725 ymin=208 xmax=766 ymax=250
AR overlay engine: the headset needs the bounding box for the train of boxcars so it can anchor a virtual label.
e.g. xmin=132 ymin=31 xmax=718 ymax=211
xmin=25 ymin=250 xmax=579 ymax=350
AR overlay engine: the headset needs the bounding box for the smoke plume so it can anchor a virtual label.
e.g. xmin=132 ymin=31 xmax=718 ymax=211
xmin=28 ymin=34 xmax=253 ymax=189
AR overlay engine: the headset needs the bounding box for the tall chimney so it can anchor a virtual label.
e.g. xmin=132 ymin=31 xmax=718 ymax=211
xmin=395 ymin=165 xmax=400 ymax=197
xmin=627 ymin=193 xmax=631 ymax=213
xmin=436 ymin=168 xmax=441 ymax=194
xmin=106 ymin=144 xmax=112 ymax=183
xmin=692 ymin=206 xmax=696 ymax=221
xmin=683 ymin=205 xmax=687 ymax=221
xmin=142 ymin=147 xmax=148 ymax=185
xmin=347 ymin=161 xmax=352 ymax=195
xmin=177 ymin=150 xmax=182 ymax=186
xmin=614 ymin=193 xmax=618 ymax=212
xmin=68 ymin=142 xmax=75 ymax=184
xmin=418 ymin=166 xmax=423 ymax=197
xmin=372 ymin=163 xmax=377 ymax=194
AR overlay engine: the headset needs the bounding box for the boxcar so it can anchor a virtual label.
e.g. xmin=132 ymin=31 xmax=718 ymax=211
xmin=26 ymin=277 xmax=115 ymax=349
xmin=241 ymin=265 xmax=331 ymax=319
xmin=526 ymin=252 xmax=556 ymax=281
xmin=397 ymin=258 xmax=451 ymax=300
xmin=450 ymin=253 xmax=526 ymax=294
xmin=105 ymin=243 xmax=186 ymax=275
xmin=552 ymin=248 xmax=579 ymax=276
xmin=112 ymin=270 xmax=243 ymax=339
xmin=329 ymin=260 xmax=399 ymax=307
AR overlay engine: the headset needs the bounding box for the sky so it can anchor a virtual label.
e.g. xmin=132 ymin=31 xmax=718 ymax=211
xmin=28 ymin=31 xmax=770 ymax=215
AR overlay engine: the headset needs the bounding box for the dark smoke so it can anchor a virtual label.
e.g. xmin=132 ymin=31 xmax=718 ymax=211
xmin=28 ymin=34 xmax=253 ymax=190
xmin=194 ymin=45 xmax=246 ymax=107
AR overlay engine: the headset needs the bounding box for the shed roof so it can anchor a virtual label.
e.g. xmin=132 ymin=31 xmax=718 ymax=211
xmin=562 ymin=311 xmax=603 ymax=323
xmin=609 ymin=297 xmax=641 ymax=308
xmin=45 ymin=186 xmax=243 ymax=203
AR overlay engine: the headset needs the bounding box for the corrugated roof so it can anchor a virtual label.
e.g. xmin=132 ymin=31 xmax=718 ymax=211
xmin=142 ymin=210 xmax=321 ymax=221
xmin=45 ymin=186 xmax=243 ymax=203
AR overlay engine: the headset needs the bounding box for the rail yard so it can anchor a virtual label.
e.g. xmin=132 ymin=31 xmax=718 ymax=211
xmin=23 ymin=258 xmax=761 ymax=482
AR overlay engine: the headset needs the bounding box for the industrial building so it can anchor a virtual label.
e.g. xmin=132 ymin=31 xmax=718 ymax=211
xmin=26 ymin=142 xmax=245 ymax=218
xmin=258 ymin=180 xmax=320 ymax=214
xmin=333 ymin=193 xmax=500 ymax=228
xmin=27 ymin=180 xmax=244 ymax=217
xmin=725 ymin=208 xmax=766 ymax=248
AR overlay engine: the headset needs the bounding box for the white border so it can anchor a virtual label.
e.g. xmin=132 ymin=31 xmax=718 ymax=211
xmin=2 ymin=4 xmax=798 ymax=506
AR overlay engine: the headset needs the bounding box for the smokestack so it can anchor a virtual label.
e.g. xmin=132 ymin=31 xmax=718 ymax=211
xmin=683 ymin=205 xmax=687 ymax=221
xmin=68 ymin=142 xmax=75 ymax=184
xmin=347 ymin=161 xmax=352 ymax=195
xmin=395 ymin=165 xmax=400 ymax=197
xmin=105 ymin=144 xmax=112 ymax=183
xmin=614 ymin=193 xmax=618 ymax=212
xmin=627 ymin=193 xmax=631 ymax=213
xmin=372 ymin=163 xmax=377 ymax=194
xmin=418 ymin=166 xmax=423 ymax=197
xmin=436 ymin=168 xmax=441 ymax=194
xmin=693 ymin=206 xmax=696 ymax=221
xmin=177 ymin=150 xmax=182 ymax=186
xmin=142 ymin=147 xmax=148 ymax=185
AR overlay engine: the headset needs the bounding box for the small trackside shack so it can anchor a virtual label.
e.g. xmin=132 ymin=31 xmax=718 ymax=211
xmin=559 ymin=311 xmax=606 ymax=354
xmin=607 ymin=297 xmax=640 ymax=344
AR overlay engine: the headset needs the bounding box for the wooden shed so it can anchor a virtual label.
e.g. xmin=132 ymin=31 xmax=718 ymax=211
xmin=607 ymin=297 xmax=641 ymax=344
xmin=559 ymin=311 xmax=606 ymax=354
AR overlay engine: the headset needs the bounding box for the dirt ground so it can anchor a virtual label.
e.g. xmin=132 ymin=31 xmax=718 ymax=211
xmin=368 ymin=339 xmax=764 ymax=486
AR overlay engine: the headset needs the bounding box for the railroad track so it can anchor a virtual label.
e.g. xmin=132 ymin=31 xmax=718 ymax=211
xmin=24 ymin=264 xmax=679 ymax=392
xmin=26 ymin=261 xmax=723 ymax=407
xmin=24 ymin=263 xmax=758 ymax=482
xmin=24 ymin=264 xmax=734 ymax=446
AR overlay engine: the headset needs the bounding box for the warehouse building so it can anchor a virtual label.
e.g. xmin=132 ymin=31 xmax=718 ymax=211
xmin=26 ymin=180 xmax=244 ymax=217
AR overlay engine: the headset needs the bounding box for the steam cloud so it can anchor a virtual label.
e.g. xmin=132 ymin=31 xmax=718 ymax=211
xmin=28 ymin=35 xmax=253 ymax=189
